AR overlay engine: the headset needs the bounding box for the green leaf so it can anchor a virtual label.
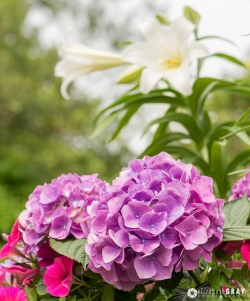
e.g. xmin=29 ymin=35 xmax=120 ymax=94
xmin=208 ymin=268 xmax=220 ymax=290
xmin=214 ymin=250 xmax=232 ymax=262
xmin=101 ymin=285 xmax=114 ymax=301
xmin=25 ymin=287 xmax=38 ymax=301
xmin=227 ymin=150 xmax=250 ymax=173
xmin=183 ymin=5 xmax=200 ymax=25
xmin=222 ymin=267 xmax=233 ymax=279
xmin=109 ymin=106 xmax=140 ymax=141
xmin=223 ymin=226 xmax=250 ymax=241
xmin=156 ymin=13 xmax=170 ymax=25
xmin=144 ymin=286 xmax=161 ymax=301
xmin=50 ymin=238 xmax=89 ymax=268
xmin=114 ymin=290 xmax=137 ymax=301
xmin=90 ymin=111 xmax=119 ymax=138
xmin=158 ymin=271 xmax=183 ymax=293
xmin=197 ymin=35 xmax=237 ymax=47
xmin=142 ymin=112 xmax=203 ymax=148
xmin=234 ymin=107 xmax=250 ymax=125
xmin=219 ymin=125 xmax=250 ymax=141
xmin=210 ymin=140 xmax=228 ymax=198
xmin=222 ymin=197 xmax=250 ymax=228
xmin=36 ymin=280 xmax=47 ymax=296
xmin=212 ymin=53 xmax=246 ymax=68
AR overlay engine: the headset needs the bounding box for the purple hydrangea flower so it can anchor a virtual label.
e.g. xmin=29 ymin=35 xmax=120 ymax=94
xmin=18 ymin=173 xmax=109 ymax=250
xmin=229 ymin=168 xmax=250 ymax=201
xmin=86 ymin=152 xmax=225 ymax=290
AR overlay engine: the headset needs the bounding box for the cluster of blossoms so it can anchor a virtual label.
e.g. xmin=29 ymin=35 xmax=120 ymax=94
xmin=229 ymin=168 xmax=250 ymax=201
xmin=0 ymin=173 xmax=108 ymax=298
xmin=18 ymin=173 xmax=108 ymax=251
xmin=0 ymin=153 xmax=226 ymax=297
xmin=86 ymin=152 xmax=225 ymax=290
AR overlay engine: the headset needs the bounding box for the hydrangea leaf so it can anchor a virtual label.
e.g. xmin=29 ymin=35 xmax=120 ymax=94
xmin=222 ymin=197 xmax=250 ymax=228
xmin=35 ymin=280 xmax=47 ymax=296
xmin=158 ymin=271 xmax=183 ymax=293
xmin=208 ymin=268 xmax=220 ymax=290
xmin=50 ymin=238 xmax=89 ymax=268
xmin=223 ymin=226 xmax=250 ymax=241
xmin=114 ymin=290 xmax=138 ymax=301
xmin=101 ymin=285 xmax=114 ymax=301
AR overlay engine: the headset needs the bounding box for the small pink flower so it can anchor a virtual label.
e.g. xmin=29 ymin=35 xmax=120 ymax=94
xmin=43 ymin=256 xmax=74 ymax=297
xmin=241 ymin=241 xmax=250 ymax=269
xmin=37 ymin=240 xmax=60 ymax=267
xmin=0 ymin=287 xmax=27 ymax=301
xmin=2 ymin=265 xmax=40 ymax=285
xmin=0 ymin=220 xmax=22 ymax=260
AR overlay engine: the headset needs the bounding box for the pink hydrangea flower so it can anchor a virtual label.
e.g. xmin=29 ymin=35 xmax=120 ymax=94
xmin=0 ymin=287 xmax=27 ymax=301
xmin=229 ymin=168 xmax=250 ymax=201
xmin=86 ymin=152 xmax=225 ymax=290
xmin=18 ymin=173 xmax=109 ymax=251
xmin=43 ymin=256 xmax=74 ymax=297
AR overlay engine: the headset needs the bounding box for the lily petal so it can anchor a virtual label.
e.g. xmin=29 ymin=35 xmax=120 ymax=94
xmin=140 ymin=68 xmax=163 ymax=94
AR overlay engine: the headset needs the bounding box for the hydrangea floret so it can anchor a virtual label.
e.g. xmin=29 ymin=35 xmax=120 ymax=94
xmin=86 ymin=152 xmax=225 ymax=290
xmin=229 ymin=168 xmax=250 ymax=201
xmin=18 ymin=173 xmax=109 ymax=251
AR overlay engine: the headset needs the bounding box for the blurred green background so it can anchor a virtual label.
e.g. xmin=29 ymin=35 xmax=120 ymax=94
xmin=0 ymin=0 xmax=132 ymax=243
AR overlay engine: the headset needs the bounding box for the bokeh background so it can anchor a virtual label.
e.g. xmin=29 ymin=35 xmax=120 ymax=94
xmin=1 ymin=0 xmax=250 ymax=244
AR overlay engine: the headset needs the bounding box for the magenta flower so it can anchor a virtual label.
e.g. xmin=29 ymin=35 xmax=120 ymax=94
xmin=18 ymin=173 xmax=109 ymax=251
xmin=241 ymin=241 xmax=250 ymax=269
xmin=229 ymin=168 xmax=250 ymax=201
xmin=0 ymin=287 xmax=27 ymax=301
xmin=43 ymin=256 xmax=74 ymax=297
xmin=2 ymin=265 xmax=40 ymax=285
xmin=86 ymin=152 xmax=225 ymax=290
xmin=0 ymin=219 xmax=22 ymax=260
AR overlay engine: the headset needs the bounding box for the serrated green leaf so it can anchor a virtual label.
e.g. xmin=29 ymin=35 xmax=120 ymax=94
xmin=50 ymin=238 xmax=89 ymax=268
xmin=156 ymin=13 xmax=170 ymax=25
xmin=208 ymin=268 xmax=220 ymax=290
xmin=183 ymin=6 xmax=200 ymax=25
xmin=223 ymin=226 xmax=250 ymax=241
xmin=222 ymin=197 xmax=250 ymax=228
xmin=101 ymin=285 xmax=114 ymax=301
xmin=36 ymin=280 xmax=47 ymax=296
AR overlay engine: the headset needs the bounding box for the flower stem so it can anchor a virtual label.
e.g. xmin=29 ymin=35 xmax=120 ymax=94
xmin=188 ymin=270 xmax=201 ymax=286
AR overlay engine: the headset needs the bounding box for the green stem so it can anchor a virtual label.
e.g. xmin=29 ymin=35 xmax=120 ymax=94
xmin=188 ymin=270 xmax=201 ymax=286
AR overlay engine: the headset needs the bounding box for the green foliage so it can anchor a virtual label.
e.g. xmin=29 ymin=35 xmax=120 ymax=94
xmin=50 ymin=238 xmax=89 ymax=268
xmin=0 ymin=0 xmax=130 ymax=242
xmin=95 ymin=74 xmax=250 ymax=199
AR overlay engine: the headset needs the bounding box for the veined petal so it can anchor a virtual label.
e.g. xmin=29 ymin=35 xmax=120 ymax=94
xmin=123 ymin=42 xmax=160 ymax=70
xmin=140 ymin=68 xmax=163 ymax=94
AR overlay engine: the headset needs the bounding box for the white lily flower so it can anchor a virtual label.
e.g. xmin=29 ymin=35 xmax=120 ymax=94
xmin=123 ymin=17 xmax=209 ymax=95
xmin=55 ymin=42 xmax=127 ymax=99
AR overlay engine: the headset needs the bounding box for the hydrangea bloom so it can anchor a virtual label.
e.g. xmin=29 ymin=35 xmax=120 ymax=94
xmin=229 ymin=168 xmax=250 ymax=201
xmin=18 ymin=173 xmax=108 ymax=250
xmin=86 ymin=152 xmax=224 ymax=290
